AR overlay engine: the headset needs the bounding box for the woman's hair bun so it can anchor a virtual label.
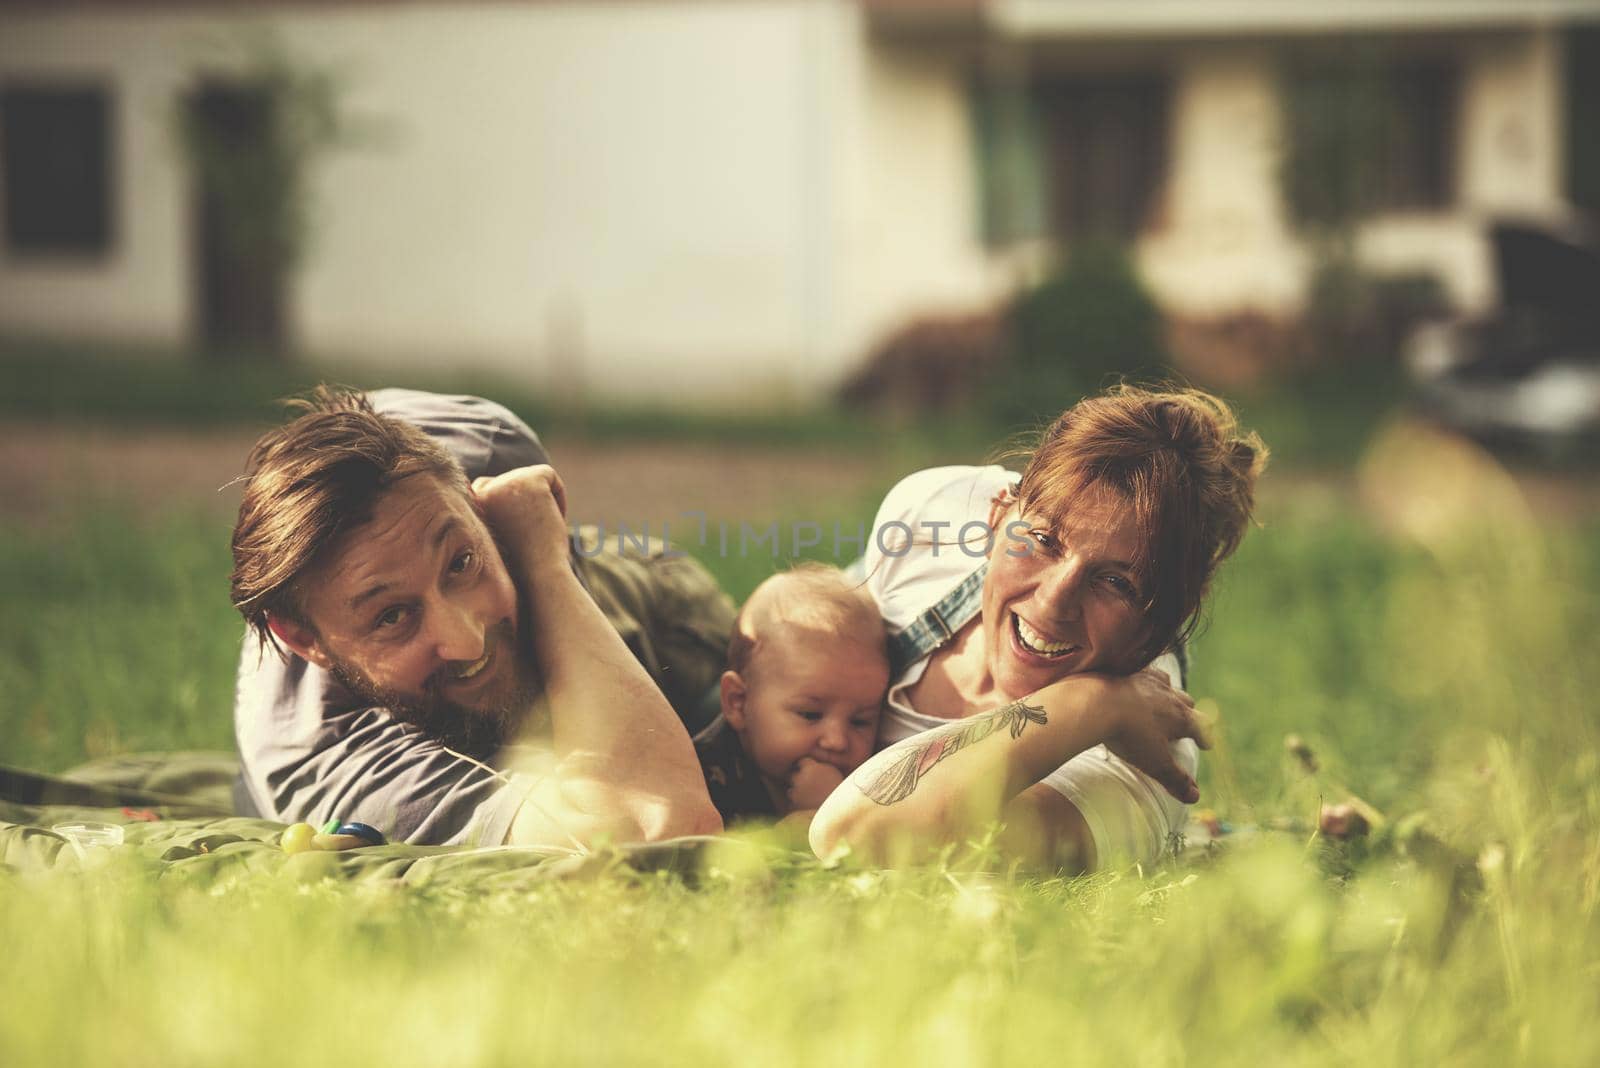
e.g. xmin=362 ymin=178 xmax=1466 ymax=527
xmin=1229 ymin=431 xmax=1269 ymax=481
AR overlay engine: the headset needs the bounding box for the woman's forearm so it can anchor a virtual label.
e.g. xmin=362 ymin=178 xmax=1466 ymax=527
xmin=809 ymin=679 xmax=1105 ymax=863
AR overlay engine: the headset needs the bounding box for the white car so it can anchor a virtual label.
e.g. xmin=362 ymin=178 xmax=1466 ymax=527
xmin=1406 ymin=220 xmax=1600 ymax=451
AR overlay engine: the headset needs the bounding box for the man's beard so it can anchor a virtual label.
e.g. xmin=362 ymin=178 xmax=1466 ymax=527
xmin=328 ymin=619 xmax=547 ymax=758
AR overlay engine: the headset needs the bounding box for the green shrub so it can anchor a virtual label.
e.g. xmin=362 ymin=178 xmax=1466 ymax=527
xmin=1304 ymin=260 xmax=1451 ymax=363
xmin=986 ymin=242 xmax=1171 ymax=425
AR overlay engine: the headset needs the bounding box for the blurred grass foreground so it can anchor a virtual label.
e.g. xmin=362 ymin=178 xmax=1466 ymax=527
xmin=2 ymin=357 xmax=1599 ymax=1065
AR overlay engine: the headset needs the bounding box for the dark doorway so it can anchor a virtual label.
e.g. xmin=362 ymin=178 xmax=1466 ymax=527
xmin=187 ymin=82 xmax=285 ymax=354
xmin=1034 ymin=76 xmax=1169 ymax=243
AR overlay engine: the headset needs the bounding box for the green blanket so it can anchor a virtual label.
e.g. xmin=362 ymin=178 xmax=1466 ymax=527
xmin=1 ymin=752 xmax=772 ymax=890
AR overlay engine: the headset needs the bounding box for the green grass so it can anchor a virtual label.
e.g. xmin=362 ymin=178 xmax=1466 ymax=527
xmin=0 ymin=337 xmax=903 ymax=451
xmin=3 ymin=485 xmax=1598 ymax=1064
xmin=1226 ymin=360 xmax=1413 ymax=469
xmin=3 ymin=350 xmax=1599 ymax=1065
xmin=4 ymin=836 xmax=1593 ymax=1066
xmin=1 ymin=336 xmax=1434 ymax=470
xmin=0 ymin=509 xmax=242 ymax=768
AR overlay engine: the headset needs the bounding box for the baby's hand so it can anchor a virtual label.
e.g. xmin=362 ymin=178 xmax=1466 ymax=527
xmin=787 ymin=758 xmax=846 ymax=810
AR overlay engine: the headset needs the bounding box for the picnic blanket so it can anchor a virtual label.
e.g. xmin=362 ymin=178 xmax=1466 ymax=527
xmin=0 ymin=751 xmax=766 ymax=890
xmin=3 ymin=753 xmax=1327 ymax=886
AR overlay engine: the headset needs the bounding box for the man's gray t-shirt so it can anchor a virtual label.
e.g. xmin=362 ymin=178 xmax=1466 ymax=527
xmin=232 ymin=389 xmax=551 ymax=845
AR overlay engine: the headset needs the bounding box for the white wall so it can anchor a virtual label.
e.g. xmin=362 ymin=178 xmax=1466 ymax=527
xmin=0 ymin=3 xmax=840 ymax=402
xmin=831 ymin=35 xmax=1006 ymax=356
xmin=1359 ymin=26 xmax=1569 ymax=313
xmin=830 ymin=24 xmax=1576 ymax=337
xmin=0 ymin=7 xmax=1577 ymax=394
xmin=295 ymin=4 xmax=822 ymax=401
xmin=0 ymin=24 xmax=192 ymax=344
xmin=1137 ymin=44 xmax=1308 ymax=316
xmin=1140 ymin=28 xmax=1570 ymax=319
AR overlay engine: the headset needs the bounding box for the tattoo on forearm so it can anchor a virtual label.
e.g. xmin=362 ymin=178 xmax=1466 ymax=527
xmin=857 ymin=698 xmax=1048 ymax=806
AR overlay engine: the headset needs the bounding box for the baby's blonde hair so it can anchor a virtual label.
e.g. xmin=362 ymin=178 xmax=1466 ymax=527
xmin=728 ymin=563 xmax=886 ymax=679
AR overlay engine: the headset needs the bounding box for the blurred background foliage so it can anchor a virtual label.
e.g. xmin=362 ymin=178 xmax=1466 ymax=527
xmin=983 ymin=242 xmax=1170 ymax=425
xmin=173 ymin=43 xmax=350 ymax=296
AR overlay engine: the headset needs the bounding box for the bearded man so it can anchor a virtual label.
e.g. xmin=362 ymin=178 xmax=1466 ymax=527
xmin=231 ymin=387 xmax=731 ymax=847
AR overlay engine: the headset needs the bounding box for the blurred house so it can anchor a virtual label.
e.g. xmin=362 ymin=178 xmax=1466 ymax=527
xmin=1 ymin=1 xmax=1596 ymax=402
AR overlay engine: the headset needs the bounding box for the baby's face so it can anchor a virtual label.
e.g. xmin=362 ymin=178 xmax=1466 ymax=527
xmin=729 ymin=633 xmax=888 ymax=795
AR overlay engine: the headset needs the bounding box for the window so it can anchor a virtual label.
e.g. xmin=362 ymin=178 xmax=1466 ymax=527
xmin=970 ymin=78 xmax=1048 ymax=246
xmin=1377 ymin=61 xmax=1457 ymax=211
xmin=969 ymin=74 xmax=1170 ymax=247
xmin=1034 ymin=76 xmax=1170 ymax=243
xmin=1 ymin=83 xmax=113 ymax=255
xmin=1282 ymin=57 xmax=1458 ymax=225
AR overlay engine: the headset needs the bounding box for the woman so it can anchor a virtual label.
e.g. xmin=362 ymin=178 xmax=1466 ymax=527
xmin=810 ymin=385 xmax=1267 ymax=871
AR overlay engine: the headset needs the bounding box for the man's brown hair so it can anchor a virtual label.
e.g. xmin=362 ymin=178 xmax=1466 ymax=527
xmin=230 ymin=385 xmax=467 ymax=653
xmin=1009 ymin=384 xmax=1268 ymax=669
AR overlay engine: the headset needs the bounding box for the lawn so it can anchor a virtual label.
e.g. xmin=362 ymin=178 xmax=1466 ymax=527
xmin=0 ymin=335 xmax=1420 ymax=467
xmin=2 ymin=366 xmax=1599 ymax=1065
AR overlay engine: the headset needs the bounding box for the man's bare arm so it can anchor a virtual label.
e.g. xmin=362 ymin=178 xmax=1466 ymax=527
xmin=474 ymin=466 xmax=720 ymax=846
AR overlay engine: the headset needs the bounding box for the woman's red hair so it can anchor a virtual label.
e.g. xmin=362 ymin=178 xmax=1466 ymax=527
xmin=1010 ymin=385 xmax=1268 ymax=669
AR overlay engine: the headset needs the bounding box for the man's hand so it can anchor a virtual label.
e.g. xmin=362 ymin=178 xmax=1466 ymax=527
xmin=787 ymin=757 xmax=846 ymax=811
xmin=470 ymin=465 xmax=570 ymax=577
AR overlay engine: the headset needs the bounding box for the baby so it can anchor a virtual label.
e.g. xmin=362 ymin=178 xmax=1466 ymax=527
xmin=693 ymin=564 xmax=890 ymax=825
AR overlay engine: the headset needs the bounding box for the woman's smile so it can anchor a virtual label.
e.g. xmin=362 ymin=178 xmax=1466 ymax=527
xmin=982 ymin=490 xmax=1148 ymax=697
xmin=1012 ymin=612 xmax=1082 ymax=660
